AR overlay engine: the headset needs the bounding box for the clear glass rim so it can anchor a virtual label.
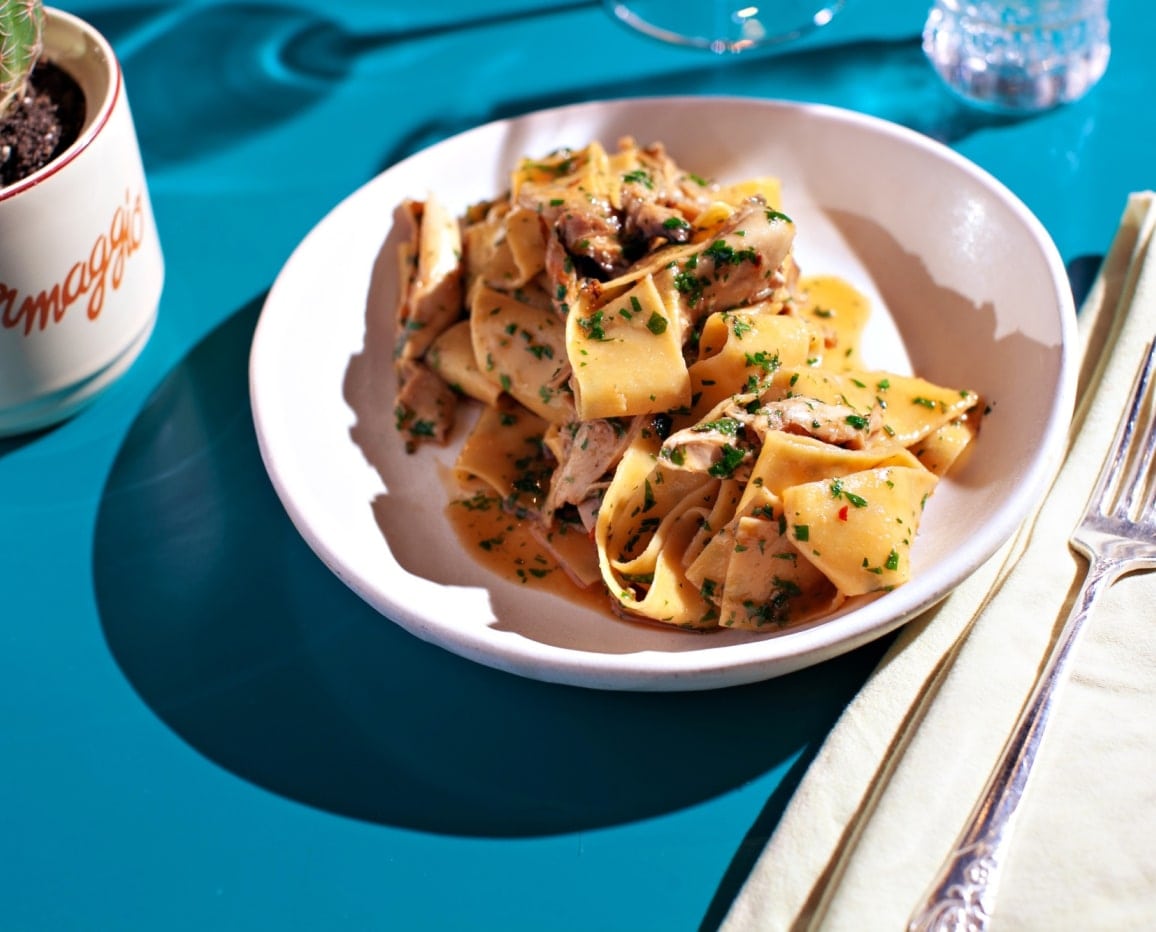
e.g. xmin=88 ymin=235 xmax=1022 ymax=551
xmin=603 ymin=0 xmax=846 ymax=54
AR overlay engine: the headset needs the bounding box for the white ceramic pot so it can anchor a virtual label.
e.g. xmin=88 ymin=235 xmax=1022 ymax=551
xmin=0 ymin=7 xmax=163 ymax=436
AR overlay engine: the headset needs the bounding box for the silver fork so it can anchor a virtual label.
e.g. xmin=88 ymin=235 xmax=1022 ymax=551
xmin=907 ymin=338 xmax=1156 ymax=932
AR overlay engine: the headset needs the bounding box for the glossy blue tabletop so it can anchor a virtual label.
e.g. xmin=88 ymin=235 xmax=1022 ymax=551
xmin=3 ymin=2 xmax=1153 ymax=929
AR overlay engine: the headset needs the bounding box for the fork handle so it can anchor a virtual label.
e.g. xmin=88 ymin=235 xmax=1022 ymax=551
xmin=906 ymin=556 xmax=1115 ymax=931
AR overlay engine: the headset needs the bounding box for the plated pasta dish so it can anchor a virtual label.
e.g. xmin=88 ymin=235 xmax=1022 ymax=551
xmin=391 ymin=137 xmax=981 ymax=631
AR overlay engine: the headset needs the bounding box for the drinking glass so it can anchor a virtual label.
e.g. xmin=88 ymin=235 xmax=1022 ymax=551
xmin=602 ymin=0 xmax=846 ymax=54
xmin=923 ymin=0 xmax=1111 ymax=112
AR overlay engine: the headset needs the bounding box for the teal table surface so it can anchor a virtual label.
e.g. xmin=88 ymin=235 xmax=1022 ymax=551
xmin=3 ymin=1 xmax=1152 ymax=929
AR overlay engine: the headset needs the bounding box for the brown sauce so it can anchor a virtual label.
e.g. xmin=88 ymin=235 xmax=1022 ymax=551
xmin=441 ymin=470 xmax=612 ymax=615
xmin=797 ymin=274 xmax=871 ymax=368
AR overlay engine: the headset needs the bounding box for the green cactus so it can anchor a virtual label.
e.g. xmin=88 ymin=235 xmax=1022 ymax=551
xmin=0 ymin=0 xmax=44 ymax=118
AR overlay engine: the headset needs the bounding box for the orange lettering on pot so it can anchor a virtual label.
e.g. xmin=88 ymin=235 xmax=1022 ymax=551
xmin=1 ymin=188 xmax=146 ymax=337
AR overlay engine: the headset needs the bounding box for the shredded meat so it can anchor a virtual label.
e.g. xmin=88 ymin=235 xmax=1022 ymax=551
xmin=544 ymin=230 xmax=580 ymax=316
xmin=395 ymin=359 xmax=457 ymax=453
xmin=516 ymin=139 xmax=723 ymax=280
xmin=621 ymin=188 xmax=692 ymax=245
xmin=619 ymin=140 xmax=708 ymax=246
xmin=679 ymin=200 xmax=796 ymax=320
xmin=661 ymin=394 xmax=883 ymax=476
xmin=755 ymin=396 xmax=882 ymax=448
xmin=556 ymin=201 xmax=624 ymax=275
xmin=543 ymin=417 xmax=637 ymax=517
xmin=519 ymin=188 xmax=625 ymax=277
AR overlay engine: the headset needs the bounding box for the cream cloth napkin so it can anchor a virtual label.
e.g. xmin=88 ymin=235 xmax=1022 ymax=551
xmin=722 ymin=192 xmax=1156 ymax=932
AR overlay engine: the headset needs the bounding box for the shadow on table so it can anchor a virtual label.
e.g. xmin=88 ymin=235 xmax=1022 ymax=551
xmin=92 ymin=294 xmax=887 ymax=838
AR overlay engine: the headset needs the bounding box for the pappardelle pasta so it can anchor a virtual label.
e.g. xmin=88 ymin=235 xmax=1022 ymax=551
xmin=392 ymin=138 xmax=981 ymax=631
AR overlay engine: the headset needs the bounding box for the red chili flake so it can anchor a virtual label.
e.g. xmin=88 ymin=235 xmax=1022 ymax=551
xmin=838 ymin=505 xmax=849 ymax=522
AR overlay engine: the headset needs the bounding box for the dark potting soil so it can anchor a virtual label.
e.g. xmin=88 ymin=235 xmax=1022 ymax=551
xmin=0 ymin=60 xmax=86 ymax=188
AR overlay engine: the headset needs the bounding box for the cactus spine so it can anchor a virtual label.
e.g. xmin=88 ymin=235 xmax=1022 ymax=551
xmin=0 ymin=0 xmax=44 ymax=118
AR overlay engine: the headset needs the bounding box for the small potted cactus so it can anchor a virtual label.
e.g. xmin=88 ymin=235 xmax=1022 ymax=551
xmin=1 ymin=0 xmax=73 ymax=186
xmin=0 ymin=1 xmax=44 ymax=117
xmin=0 ymin=3 xmax=164 ymax=435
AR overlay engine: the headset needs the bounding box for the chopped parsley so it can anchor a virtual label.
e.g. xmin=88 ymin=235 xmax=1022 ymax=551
xmin=674 ymin=266 xmax=708 ymax=306
xmin=830 ymin=478 xmax=868 ymax=508
xmin=703 ymin=239 xmax=758 ymax=266
xmin=577 ymin=310 xmax=611 ymax=341
xmin=745 ymin=350 xmax=780 ymax=373
xmin=694 ymin=417 xmax=741 ymax=436
xmin=622 ymin=168 xmax=654 ymax=188
xmin=708 ymin=444 xmax=747 ymax=478
xmin=646 ymin=312 xmax=668 ymax=335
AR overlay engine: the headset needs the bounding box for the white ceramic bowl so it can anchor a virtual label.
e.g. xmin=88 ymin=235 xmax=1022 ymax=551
xmin=250 ymin=97 xmax=1076 ymax=691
